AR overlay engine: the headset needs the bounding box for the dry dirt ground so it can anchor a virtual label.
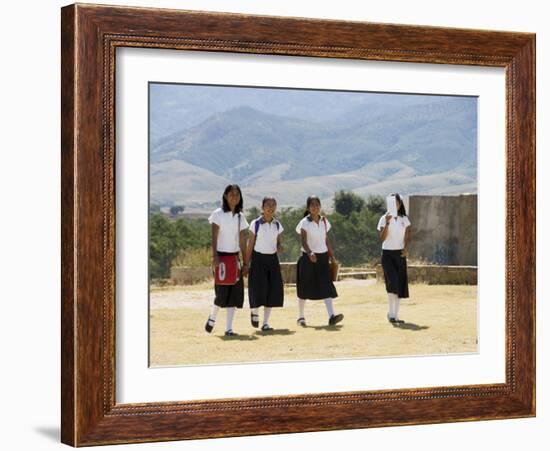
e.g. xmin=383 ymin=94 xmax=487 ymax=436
xmin=149 ymin=280 xmax=477 ymax=367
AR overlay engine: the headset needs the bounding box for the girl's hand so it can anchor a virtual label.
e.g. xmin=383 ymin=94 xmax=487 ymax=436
xmin=242 ymin=263 xmax=249 ymax=277
xmin=211 ymin=255 xmax=220 ymax=268
xmin=385 ymin=213 xmax=392 ymax=224
xmin=308 ymin=252 xmax=317 ymax=263
xmin=329 ymin=256 xmax=336 ymax=264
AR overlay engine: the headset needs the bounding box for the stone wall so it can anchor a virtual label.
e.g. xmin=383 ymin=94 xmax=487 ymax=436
xmin=171 ymin=263 xmax=476 ymax=286
xmin=407 ymin=194 xmax=477 ymax=266
xmin=376 ymin=264 xmax=477 ymax=285
xmin=170 ymin=264 xmax=298 ymax=285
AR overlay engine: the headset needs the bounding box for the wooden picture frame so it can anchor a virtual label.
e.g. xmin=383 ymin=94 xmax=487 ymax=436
xmin=61 ymin=3 xmax=535 ymax=446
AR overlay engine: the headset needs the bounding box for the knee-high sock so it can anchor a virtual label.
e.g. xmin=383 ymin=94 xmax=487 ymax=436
xmin=298 ymin=298 xmax=306 ymax=319
xmin=324 ymin=298 xmax=335 ymax=318
xmin=388 ymin=293 xmax=396 ymax=318
xmin=209 ymin=304 xmax=220 ymax=321
xmin=395 ymin=296 xmax=401 ymax=320
xmin=263 ymin=307 xmax=272 ymax=326
xmin=251 ymin=307 xmax=259 ymax=317
xmin=226 ymin=307 xmax=236 ymax=332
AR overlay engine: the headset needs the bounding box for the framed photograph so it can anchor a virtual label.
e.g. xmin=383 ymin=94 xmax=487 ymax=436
xmin=61 ymin=3 xmax=535 ymax=446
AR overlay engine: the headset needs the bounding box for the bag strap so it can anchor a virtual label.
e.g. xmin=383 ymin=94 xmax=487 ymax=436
xmin=236 ymin=212 xmax=241 ymax=253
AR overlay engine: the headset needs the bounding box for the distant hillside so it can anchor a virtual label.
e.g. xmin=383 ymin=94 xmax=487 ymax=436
xmin=150 ymin=93 xmax=477 ymax=211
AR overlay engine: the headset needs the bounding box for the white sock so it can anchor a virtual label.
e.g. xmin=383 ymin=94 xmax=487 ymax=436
xmin=263 ymin=307 xmax=272 ymax=326
xmin=251 ymin=307 xmax=259 ymax=318
xmin=324 ymin=298 xmax=335 ymax=318
xmin=395 ymin=297 xmax=401 ymax=321
xmin=298 ymin=298 xmax=306 ymax=319
xmin=226 ymin=307 xmax=236 ymax=332
xmin=388 ymin=294 xmax=396 ymax=318
xmin=209 ymin=305 xmax=220 ymax=321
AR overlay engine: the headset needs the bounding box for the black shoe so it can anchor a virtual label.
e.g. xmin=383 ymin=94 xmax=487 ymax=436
xmin=387 ymin=314 xmax=396 ymax=323
xmin=297 ymin=317 xmax=307 ymax=327
xmin=224 ymin=330 xmax=238 ymax=337
xmin=395 ymin=319 xmax=405 ymax=324
xmin=261 ymin=324 xmax=274 ymax=331
xmin=251 ymin=313 xmax=259 ymax=328
xmin=328 ymin=313 xmax=344 ymax=326
xmin=204 ymin=317 xmax=215 ymax=333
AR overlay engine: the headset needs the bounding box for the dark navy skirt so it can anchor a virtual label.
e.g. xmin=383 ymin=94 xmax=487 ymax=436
xmin=248 ymin=251 xmax=284 ymax=308
xmin=214 ymin=251 xmax=244 ymax=308
xmin=381 ymin=249 xmax=409 ymax=299
xmin=296 ymin=252 xmax=338 ymax=300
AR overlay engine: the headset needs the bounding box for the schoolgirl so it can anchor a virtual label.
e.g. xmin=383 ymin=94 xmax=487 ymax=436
xmin=377 ymin=193 xmax=411 ymax=324
xmin=204 ymin=184 xmax=249 ymax=336
xmin=295 ymin=195 xmax=343 ymax=327
xmin=245 ymin=197 xmax=285 ymax=331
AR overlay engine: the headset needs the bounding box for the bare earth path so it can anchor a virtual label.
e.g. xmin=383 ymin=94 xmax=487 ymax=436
xmin=150 ymin=280 xmax=477 ymax=366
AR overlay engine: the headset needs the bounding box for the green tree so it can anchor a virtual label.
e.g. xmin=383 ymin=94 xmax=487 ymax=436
xmin=149 ymin=214 xmax=211 ymax=278
xmin=149 ymin=214 xmax=182 ymax=278
xmin=169 ymin=205 xmax=185 ymax=216
xmin=246 ymin=206 xmax=261 ymax=223
xmin=365 ymin=195 xmax=386 ymax=216
xmin=333 ymin=190 xmax=366 ymax=217
xmin=277 ymin=207 xmax=304 ymax=262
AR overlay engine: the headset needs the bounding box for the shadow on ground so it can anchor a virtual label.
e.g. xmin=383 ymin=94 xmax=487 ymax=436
xmin=218 ymin=334 xmax=260 ymax=341
xmin=254 ymin=328 xmax=295 ymax=336
xmin=311 ymin=325 xmax=344 ymax=332
xmin=392 ymin=322 xmax=429 ymax=331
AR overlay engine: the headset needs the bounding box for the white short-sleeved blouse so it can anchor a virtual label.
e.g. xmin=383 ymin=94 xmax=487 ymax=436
xmin=377 ymin=213 xmax=411 ymax=250
xmin=249 ymin=217 xmax=284 ymax=254
xmin=295 ymin=216 xmax=331 ymax=253
xmin=208 ymin=208 xmax=249 ymax=253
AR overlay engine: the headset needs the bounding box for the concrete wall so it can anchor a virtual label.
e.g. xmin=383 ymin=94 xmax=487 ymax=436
xmin=407 ymin=194 xmax=477 ymax=265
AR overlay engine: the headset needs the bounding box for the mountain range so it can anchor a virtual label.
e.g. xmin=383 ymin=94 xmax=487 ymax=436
xmin=149 ymin=86 xmax=477 ymax=213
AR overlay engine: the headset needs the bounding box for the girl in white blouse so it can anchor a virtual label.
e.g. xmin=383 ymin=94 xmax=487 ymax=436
xmin=377 ymin=193 xmax=411 ymax=324
xmin=204 ymin=185 xmax=249 ymax=336
xmin=245 ymin=197 xmax=284 ymax=331
xmin=295 ymin=195 xmax=343 ymax=327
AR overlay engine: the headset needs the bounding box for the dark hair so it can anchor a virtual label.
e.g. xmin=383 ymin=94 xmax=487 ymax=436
xmin=391 ymin=193 xmax=407 ymax=217
xmin=303 ymin=195 xmax=321 ymax=217
xmin=262 ymin=196 xmax=277 ymax=207
xmin=222 ymin=184 xmax=243 ymax=214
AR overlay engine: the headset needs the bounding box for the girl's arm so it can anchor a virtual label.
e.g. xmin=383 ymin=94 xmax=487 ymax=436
xmin=240 ymin=228 xmax=249 ymax=274
xmin=245 ymin=230 xmax=255 ymax=269
xmin=301 ymin=229 xmax=317 ymax=263
xmin=379 ymin=213 xmax=392 ymax=241
xmin=211 ymin=223 xmax=220 ymax=268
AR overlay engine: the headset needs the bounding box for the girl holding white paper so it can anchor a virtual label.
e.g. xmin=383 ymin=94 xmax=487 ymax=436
xmin=377 ymin=193 xmax=411 ymax=324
